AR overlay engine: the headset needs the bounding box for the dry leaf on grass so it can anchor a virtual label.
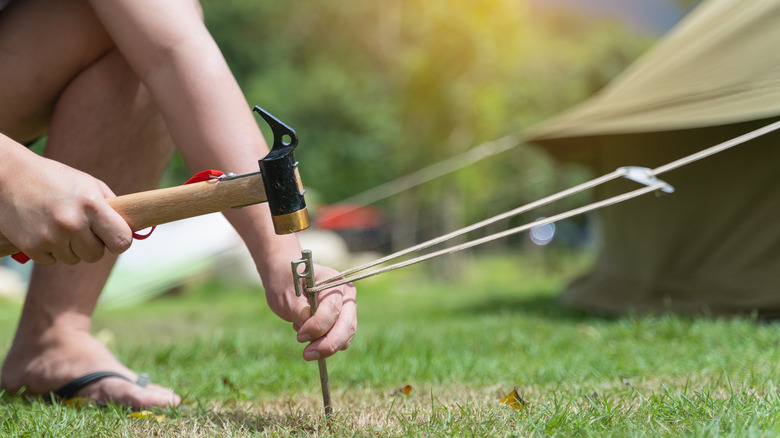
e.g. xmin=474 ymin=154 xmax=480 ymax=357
xmin=128 ymin=410 xmax=166 ymax=422
xmin=389 ymin=384 xmax=413 ymax=397
xmin=499 ymin=388 xmax=528 ymax=409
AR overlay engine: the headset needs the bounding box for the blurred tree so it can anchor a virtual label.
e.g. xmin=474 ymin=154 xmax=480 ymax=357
xmin=196 ymin=1 xmax=399 ymax=204
xmin=384 ymin=1 xmax=653 ymax=253
xmin=184 ymin=0 xmax=651 ymax=260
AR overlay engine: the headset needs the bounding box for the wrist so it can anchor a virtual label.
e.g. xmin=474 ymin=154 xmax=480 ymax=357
xmin=255 ymin=237 xmax=301 ymax=290
xmin=222 ymin=203 xmax=302 ymax=288
xmin=0 ymin=136 xmax=32 ymax=172
xmin=0 ymin=139 xmax=39 ymax=197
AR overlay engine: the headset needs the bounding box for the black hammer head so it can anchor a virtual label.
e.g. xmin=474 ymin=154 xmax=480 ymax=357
xmin=254 ymin=106 xmax=311 ymax=234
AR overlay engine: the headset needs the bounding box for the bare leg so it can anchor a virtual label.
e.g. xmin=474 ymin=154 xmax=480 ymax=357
xmin=0 ymin=0 xmax=178 ymax=408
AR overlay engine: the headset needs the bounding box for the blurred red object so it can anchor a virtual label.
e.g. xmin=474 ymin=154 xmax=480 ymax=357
xmin=316 ymin=204 xmax=385 ymax=230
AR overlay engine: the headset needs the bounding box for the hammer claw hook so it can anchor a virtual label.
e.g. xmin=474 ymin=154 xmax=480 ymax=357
xmin=253 ymin=105 xmax=310 ymax=234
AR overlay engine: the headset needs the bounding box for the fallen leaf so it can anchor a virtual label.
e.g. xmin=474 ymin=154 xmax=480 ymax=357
xmin=128 ymin=410 xmax=166 ymax=422
xmin=499 ymin=388 xmax=528 ymax=409
xmin=390 ymin=384 xmax=413 ymax=397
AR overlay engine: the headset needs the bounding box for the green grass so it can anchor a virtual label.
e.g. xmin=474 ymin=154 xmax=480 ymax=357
xmin=1 ymin=251 xmax=780 ymax=436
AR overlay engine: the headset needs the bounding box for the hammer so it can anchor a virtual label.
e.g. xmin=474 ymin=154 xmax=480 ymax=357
xmin=0 ymin=106 xmax=310 ymax=258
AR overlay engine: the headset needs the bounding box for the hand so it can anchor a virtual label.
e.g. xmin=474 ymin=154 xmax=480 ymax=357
xmin=264 ymin=263 xmax=357 ymax=361
xmin=0 ymin=151 xmax=132 ymax=264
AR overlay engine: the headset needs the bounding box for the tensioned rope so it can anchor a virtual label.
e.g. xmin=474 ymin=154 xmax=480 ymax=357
xmin=308 ymin=119 xmax=780 ymax=293
xmin=321 ymin=133 xmax=523 ymax=223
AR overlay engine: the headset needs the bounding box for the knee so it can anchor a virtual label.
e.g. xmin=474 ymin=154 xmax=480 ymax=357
xmin=193 ymin=0 xmax=204 ymax=22
xmin=51 ymin=47 xmax=175 ymax=176
xmin=100 ymin=50 xmax=173 ymax=148
xmin=101 ymin=51 xmax=174 ymax=158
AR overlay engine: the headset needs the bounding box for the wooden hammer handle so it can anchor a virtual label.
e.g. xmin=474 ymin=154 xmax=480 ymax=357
xmin=0 ymin=173 xmax=267 ymax=259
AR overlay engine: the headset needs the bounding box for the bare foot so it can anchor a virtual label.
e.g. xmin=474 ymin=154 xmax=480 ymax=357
xmin=1 ymin=326 xmax=180 ymax=410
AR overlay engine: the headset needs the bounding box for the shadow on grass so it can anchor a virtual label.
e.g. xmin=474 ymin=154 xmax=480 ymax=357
xmin=455 ymin=292 xmax=616 ymax=323
xmin=461 ymin=291 xmax=779 ymax=326
xmin=197 ymin=400 xmax=330 ymax=435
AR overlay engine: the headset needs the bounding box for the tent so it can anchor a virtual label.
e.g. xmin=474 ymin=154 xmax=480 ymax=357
xmin=528 ymin=0 xmax=780 ymax=316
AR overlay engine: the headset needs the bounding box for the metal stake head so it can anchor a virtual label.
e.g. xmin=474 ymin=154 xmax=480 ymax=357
xmin=291 ymin=249 xmax=316 ymax=297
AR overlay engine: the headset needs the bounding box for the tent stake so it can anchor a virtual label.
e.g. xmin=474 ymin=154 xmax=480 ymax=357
xmin=292 ymin=250 xmax=333 ymax=420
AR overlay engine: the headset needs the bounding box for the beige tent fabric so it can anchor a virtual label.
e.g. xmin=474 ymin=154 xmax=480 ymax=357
xmin=530 ymin=0 xmax=780 ymax=154
xmin=557 ymin=121 xmax=780 ymax=316
xmin=528 ymin=0 xmax=780 ymax=315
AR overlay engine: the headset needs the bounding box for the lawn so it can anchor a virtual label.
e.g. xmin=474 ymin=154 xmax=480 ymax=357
xmin=1 ymin=250 xmax=780 ymax=436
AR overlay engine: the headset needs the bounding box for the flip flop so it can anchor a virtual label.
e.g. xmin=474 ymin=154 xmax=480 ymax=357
xmin=54 ymin=371 xmax=151 ymax=400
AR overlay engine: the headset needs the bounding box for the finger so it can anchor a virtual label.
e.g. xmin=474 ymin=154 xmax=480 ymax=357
xmin=302 ymin=323 xmax=354 ymax=360
xmin=25 ymin=251 xmax=56 ymax=265
xmin=297 ymin=289 xmax=342 ymax=343
xmin=70 ymin=227 xmax=107 ymax=263
xmin=13 ymin=231 xmax=71 ymax=264
xmin=303 ymin=294 xmax=357 ymax=360
xmin=89 ymin=202 xmax=132 ymax=255
xmin=14 ymin=239 xmax=54 ymax=264
xmin=50 ymin=241 xmax=80 ymax=265
xmin=303 ymin=321 xmax=356 ymax=360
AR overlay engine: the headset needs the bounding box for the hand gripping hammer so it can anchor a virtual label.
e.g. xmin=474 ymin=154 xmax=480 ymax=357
xmin=0 ymin=106 xmax=310 ymax=258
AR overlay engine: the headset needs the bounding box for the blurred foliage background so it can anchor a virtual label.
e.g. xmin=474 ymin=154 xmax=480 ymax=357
xmin=165 ymin=0 xmax=664 ymax=253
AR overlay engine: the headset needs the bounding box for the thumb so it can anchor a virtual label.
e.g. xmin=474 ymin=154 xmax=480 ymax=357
xmin=91 ymin=181 xmax=133 ymax=254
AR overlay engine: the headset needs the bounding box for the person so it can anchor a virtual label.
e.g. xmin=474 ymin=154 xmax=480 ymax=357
xmin=0 ymin=0 xmax=357 ymax=409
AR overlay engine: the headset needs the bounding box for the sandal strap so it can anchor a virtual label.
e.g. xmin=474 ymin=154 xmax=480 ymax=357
xmin=54 ymin=371 xmax=132 ymax=399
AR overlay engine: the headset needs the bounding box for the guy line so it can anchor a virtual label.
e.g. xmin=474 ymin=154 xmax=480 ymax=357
xmin=306 ymin=118 xmax=780 ymax=293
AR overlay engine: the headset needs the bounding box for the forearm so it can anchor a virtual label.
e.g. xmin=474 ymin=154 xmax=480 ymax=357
xmin=88 ymin=0 xmax=301 ymax=278
xmin=224 ymin=205 xmax=301 ymax=281
xmin=0 ymin=134 xmax=38 ymax=177
xmin=141 ymin=41 xmax=266 ymax=173
xmin=147 ymin=49 xmax=304 ymax=277
xmin=151 ymin=50 xmax=303 ymax=279
xmin=89 ymin=0 xmax=265 ymax=171
xmin=0 ymin=135 xmax=36 ymax=220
